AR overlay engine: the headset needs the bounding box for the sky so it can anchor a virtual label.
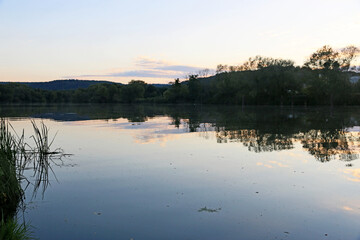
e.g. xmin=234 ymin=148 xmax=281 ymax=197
xmin=0 ymin=0 xmax=359 ymax=84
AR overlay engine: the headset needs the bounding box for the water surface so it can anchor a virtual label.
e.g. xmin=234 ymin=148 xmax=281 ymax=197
xmin=3 ymin=104 xmax=360 ymax=240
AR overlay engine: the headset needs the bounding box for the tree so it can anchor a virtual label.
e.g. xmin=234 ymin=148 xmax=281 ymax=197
xmin=144 ymin=84 xmax=159 ymax=98
xmin=304 ymin=45 xmax=359 ymax=71
xmin=304 ymin=45 xmax=355 ymax=105
xmin=163 ymin=78 xmax=189 ymax=103
xmin=197 ymin=68 xmax=211 ymax=77
xmin=229 ymin=65 xmax=240 ymax=72
xmin=304 ymin=45 xmax=340 ymax=70
xmin=121 ymin=80 xmax=145 ymax=103
xmin=216 ymin=64 xmax=228 ymax=74
xmin=239 ymin=56 xmax=294 ymax=71
xmin=340 ymin=45 xmax=359 ymax=71
xmin=188 ymin=74 xmax=201 ymax=102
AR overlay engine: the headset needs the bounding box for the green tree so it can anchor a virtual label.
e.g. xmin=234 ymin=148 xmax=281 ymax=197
xmin=188 ymin=75 xmax=202 ymax=102
xmin=303 ymin=45 xmax=356 ymax=105
xmin=239 ymin=56 xmax=294 ymax=71
xmin=163 ymin=78 xmax=189 ymax=103
xmin=121 ymin=80 xmax=145 ymax=103
xmin=304 ymin=45 xmax=340 ymax=70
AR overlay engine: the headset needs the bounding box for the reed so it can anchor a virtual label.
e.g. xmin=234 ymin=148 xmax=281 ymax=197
xmin=0 ymin=219 xmax=35 ymax=240
xmin=29 ymin=120 xmax=63 ymax=198
xmin=30 ymin=120 xmax=58 ymax=156
xmin=0 ymin=119 xmax=23 ymax=221
xmin=0 ymin=118 xmax=62 ymax=240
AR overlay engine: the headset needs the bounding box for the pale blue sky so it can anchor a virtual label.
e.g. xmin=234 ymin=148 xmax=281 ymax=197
xmin=1 ymin=0 xmax=359 ymax=83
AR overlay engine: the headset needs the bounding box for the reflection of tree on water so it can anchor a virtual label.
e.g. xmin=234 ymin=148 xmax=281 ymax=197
xmin=298 ymin=129 xmax=359 ymax=162
xmin=3 ymin=104 xmax=360 ymax=162
xmin=212 ymin=128 xmax=360 ymax=162
xmin=215 ymin=129 xmax=294 ymax=152
xmin=177 ymin=107 xmax=360 ymax=162
xmin=171 ymin=116 xmax=182 ymax=129
xmin=211 ymin=127 xmax=360 ymax=162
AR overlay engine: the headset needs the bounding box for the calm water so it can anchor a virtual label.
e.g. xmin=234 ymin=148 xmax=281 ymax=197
xmin=3 ymin=104 xmax=360 ymax=240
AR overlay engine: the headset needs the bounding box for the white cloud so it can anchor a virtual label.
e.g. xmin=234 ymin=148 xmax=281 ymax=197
xmin=69 ymin=57 xmax=209 ymax=81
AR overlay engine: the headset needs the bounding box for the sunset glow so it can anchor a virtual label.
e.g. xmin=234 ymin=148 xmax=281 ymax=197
xmin=1 ymin=0 xmax=359 ymax=83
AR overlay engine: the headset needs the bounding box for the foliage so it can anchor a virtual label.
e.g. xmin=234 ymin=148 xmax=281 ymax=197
xmin=0 ymin=219 xmax=35 ymax=240
xmin=304 ymin=45 xmax=359 ymax=71
xmin=163 ymin=78 xmax=189 ymax=103
xmin=304 ymin=45 xmax=340 ymax=70
xmin=238 ymin=56 xmax=294 ymax=71
xmin=0 ymin=45 xmax=359 ymax=105
xmin=0 ymin=120 xmax=23 ymax=221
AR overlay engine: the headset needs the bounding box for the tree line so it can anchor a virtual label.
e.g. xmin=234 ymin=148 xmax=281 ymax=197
xmin=1 ymin=45 xmax=359 ymax=105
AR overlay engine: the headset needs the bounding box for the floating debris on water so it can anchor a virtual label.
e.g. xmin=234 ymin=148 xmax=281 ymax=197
xmin=198 ymin=207 xmax=222 ymax=213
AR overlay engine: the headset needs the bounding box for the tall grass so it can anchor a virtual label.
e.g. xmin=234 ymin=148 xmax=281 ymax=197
xmin=29 ymin=120 xmax=62 ymax=198
xmin=0 ymin=118 xmax=64 ymax=240
xmin=0 ymin=119 xmax=23 ymax=221
xmin=0 ymin=219 xmax=34 ymax=240
xmin=30 ymin=120 xmax=59 ymax=156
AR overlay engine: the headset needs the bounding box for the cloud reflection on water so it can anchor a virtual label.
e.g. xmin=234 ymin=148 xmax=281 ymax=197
xmin=343 ymin=168 xmax=360 ymax=182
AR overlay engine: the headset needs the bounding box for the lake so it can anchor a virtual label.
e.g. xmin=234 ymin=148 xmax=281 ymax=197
xmin=3 ymin=104 xmax=360 ymax=240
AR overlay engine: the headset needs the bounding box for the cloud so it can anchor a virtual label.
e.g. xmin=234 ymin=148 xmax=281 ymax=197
xmin=81 ymin=70 xmax=180 ymax=79
xmin=154 ymin=65 xmax=203 ymax=73
xmin=112 ymin=70 xmax=176 ymax=78
xmin=68 ymin=57 xmax=210 ymax=81
xmin=135 ymin=57 xmax=167 ymax=68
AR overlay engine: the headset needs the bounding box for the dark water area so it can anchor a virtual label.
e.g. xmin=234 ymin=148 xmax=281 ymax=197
xmin=3 ymin=104 xmax=360 ymax=240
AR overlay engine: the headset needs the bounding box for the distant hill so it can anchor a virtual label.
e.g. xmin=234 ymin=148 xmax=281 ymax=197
xmin=21 ymin=79 xmax=118 ymax=90
xmin=0 ymin=79 xmax=170 ymax=91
